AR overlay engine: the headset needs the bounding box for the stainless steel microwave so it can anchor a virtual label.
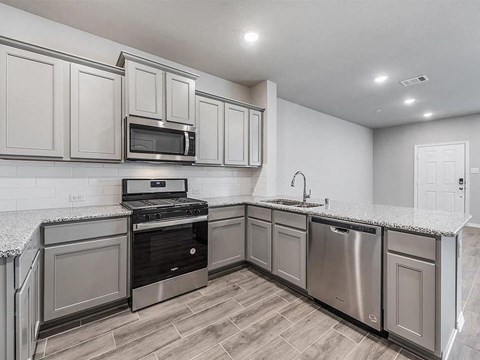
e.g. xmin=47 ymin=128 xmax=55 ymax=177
xmin=126 ymin=117 xmax=196 ymax=163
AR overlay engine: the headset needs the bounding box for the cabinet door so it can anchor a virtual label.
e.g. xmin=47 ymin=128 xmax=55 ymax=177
xmin=166 ymin=73 xmax=195 ymax=125
xmin=273 ymin=225 xmax=306 ymax=288
xmin=16 ymin=267 xmax=33 ymax=360
xmin=0 ymin=45 xmax=65 ymax=158
xmin=249 ymin=110 xmax=262 ymax=166
xmin=44 ymin=236 xmax=128 ymax=321
xmin=31 ymin=252 xmax=41 ymax=340
xmin=208 ymin=218 xmax=245 ymax=270
xmin=125 ymin=60 xmax=164 ymax=120
xmin=195 ymin=96 xmax=224 ymax=165
xmin=70 ymin=64 xmax=122 ymax=160
xmin=247 ymin=218 xmax=272 ymax=271
xmin=224 ymin=103 xmax=248 ymax=166
xmin=386 ymin=252 xmax=436 ymax=351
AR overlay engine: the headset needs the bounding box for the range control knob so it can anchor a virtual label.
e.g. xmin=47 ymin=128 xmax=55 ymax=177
xmin=186 ymin=210 xmax=192 ymax=215
xmin=194 ymin=209 xmax=201 ymax=215
xmin=155 ymin=213 xmax=161 ymax=220
xmin=144 ymin=214 xmax=150 ymax=221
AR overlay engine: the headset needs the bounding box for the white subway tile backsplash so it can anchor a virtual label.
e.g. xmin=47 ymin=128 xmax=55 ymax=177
xmin=0 ymin=166 xmax=16 ymax=177
xmin=0 ymin=200 xmax=16 ymax=211
xmin=72 ymin=167 xmax=119 ymax=178
xmin=16 ymin=166 xmax=72 ymax=178
xmin=0 ymin=160 xmax=257 ymax=211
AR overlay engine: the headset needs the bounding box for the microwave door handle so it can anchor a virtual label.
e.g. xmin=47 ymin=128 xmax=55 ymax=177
xmin=184 ymin=132 xmax=190 ymax=156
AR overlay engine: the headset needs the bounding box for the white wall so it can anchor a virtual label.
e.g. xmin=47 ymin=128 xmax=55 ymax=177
xmin=276 ymin=99 xmax=373 ymax=203
xmin=373 ymin=114 xmax=480 ymax=223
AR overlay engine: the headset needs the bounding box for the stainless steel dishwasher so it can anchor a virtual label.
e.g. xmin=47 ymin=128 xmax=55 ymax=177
xmin=308 ymin=217 xmax=382 ymax=330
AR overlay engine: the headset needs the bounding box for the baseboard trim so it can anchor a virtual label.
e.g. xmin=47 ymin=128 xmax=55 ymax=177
xmin=467 ymin=222 xmax=480 ymax=228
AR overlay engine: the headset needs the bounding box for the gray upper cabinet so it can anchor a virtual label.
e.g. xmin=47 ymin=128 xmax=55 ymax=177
xmin=0 ymin=45 xmax=65 ymax=158
xmin=166 ymin=73 xmax=195 ymax=125
xmin=225 ymin=103 xmax=249 ymax=166
xmin=386 ymin=252 xmax=436 ymax=351
xmin=247 ymin=217 xmax=272 ymax=271
xmin=43 ymin=235 xmax=127 ymax=321
xmin=272 ymin=224 xmax=307 ymax=289
xmin=125 ymin=60 xmax=164 ymax=120
xmin=195 ymin=95 xmax=224 ymax=165
xmin=249 ymin=109 xmax=262 ymax=166
xmin=208 ymin=217 xmax=245 ymax=270
xmin=70 ymin=64 xmax=122 ymax=160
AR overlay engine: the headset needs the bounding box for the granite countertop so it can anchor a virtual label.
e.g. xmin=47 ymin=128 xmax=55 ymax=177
xmin=202 ymin=195 xmax=472 ymax=237
xmin=0 ymin=205 xmax=132 ymax=258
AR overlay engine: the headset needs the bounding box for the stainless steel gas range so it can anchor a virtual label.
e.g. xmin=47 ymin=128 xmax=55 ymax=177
xmin=122 ymin=178 xmax=208 ymax=311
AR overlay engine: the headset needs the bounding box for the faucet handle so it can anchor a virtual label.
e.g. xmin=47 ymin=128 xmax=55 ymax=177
xmin=306 ymin=190 xmax=312 ymax=199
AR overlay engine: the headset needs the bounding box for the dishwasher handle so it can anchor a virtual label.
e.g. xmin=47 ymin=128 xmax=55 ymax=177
xmin=330 ymin=226 xmax=350 ymax=235
xmin=311 ymin=217 xmax=380 ymax=235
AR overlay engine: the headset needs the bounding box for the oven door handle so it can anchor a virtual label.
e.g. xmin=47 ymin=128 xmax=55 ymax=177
xmin=184 ymin=132 xmax=190 ymax=156
xmin=133 ymin=215 xmax=207 ymax=232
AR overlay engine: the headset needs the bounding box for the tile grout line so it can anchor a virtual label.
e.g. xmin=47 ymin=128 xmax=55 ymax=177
xmin=172 ymin=323 xmax=183 ymax=338
xmin=331 ymin=327 xmax=365 ymax=345
xmin=111 ymin=331 xmax=117 ymax=348
xmin=220 ymin=343 xmax=235 ymax=360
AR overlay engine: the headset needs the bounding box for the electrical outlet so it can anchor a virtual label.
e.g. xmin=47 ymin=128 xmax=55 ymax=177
xmin=69 ymin=194 xmax=85 ymax=202
xmin=471 ymin=168 xmax=479 ymax=174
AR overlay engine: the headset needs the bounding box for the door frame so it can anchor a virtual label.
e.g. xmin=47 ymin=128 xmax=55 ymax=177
xmin=414 ymin=141 xmax=470 ymax=214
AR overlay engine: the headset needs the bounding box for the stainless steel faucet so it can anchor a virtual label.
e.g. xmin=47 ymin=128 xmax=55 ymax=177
xmin=291 ymin=171 xmax=311 ymax=204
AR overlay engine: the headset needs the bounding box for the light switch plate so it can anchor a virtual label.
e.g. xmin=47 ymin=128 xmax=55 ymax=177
xmin=471 ymin=168 xmax=479 ymax=174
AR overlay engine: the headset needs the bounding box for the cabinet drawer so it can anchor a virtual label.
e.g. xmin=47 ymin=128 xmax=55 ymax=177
xmin=44 ymin=235 xmax=128 ymax=321
xmin=247 ymin=206 xmax=271 ymax=222
xmin=387 ymin=230 xmax=436 ymax=261
xmin=274 ymin=211 xmax=307 ymax=231
xmin=208 ymin=205 xmax=244 ymax=221
xmin=44 ymin=218 xmax=128 ymax=245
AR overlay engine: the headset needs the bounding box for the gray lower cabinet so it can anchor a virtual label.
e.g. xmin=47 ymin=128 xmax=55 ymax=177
xmin=246 ymin=218 xmax=272 ymax=271
xmin=0 ymin=45 xmax=65 ymax=158
xmin=15 ymin=252 xmax=40 ymax=360
xmin=70 ymin=63 xmax=122 ymax=160
xmin=272 ymin=224 xmax=307 ymax=289
xmin=15 ymin=267 xmax=32 ymax=360
xmin=208 ymin=218 xmax=245 ymax=270
xmin=43 ymin=235 xmax=127 ymax=321
xmin=386 ymin=252 xmax=436 ymax=352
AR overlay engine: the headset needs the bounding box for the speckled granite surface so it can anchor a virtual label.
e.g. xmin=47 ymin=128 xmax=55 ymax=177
xmin=0 ymin=205 xmax=131 ymax=258
xmin=203 ymin=195 xmax=472 ymax=237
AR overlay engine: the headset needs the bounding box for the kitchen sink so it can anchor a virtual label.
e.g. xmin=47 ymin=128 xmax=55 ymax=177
xmin=261 ymin=199 xmax=323 ymax=208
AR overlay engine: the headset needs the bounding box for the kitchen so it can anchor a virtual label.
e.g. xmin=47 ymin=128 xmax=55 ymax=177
xmin=0 ymin=1 xmax=477 ymax=360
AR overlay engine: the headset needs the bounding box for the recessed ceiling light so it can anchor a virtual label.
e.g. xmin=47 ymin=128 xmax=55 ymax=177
xmin=374 ymin=75 xmax=388 ymax=83
xmin=376 ymin=109 xmax=383 ymax=113
xmin=243 ymin=31 xmax=260 ymax=43
xmin=423 ymin=112 xmax=433 ymax=118
xmin=404 ymin=98 xmax=416 ymax=105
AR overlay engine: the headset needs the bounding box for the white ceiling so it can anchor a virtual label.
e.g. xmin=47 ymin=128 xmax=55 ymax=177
xmin=2 ymin=0 xmax=480 ymax=128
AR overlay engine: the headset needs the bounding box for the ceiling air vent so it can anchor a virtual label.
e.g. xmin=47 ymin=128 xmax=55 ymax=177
xmin=400 ymin=75 xmax=429 ymax=87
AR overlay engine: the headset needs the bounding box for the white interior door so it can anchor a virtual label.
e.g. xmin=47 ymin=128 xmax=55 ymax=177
xmin=416 ymin=143 xmax=466 ymax=213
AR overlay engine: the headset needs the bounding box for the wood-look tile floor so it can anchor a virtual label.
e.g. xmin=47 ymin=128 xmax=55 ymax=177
xmin=33 ymin=227 xmax=480 ymax=360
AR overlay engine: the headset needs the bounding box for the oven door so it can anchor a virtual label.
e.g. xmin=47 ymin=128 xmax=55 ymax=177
xmin=126 ymin=116 xmax=196 ymax=162
xmin=132 ymin=216 xmax=208 ymax=289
